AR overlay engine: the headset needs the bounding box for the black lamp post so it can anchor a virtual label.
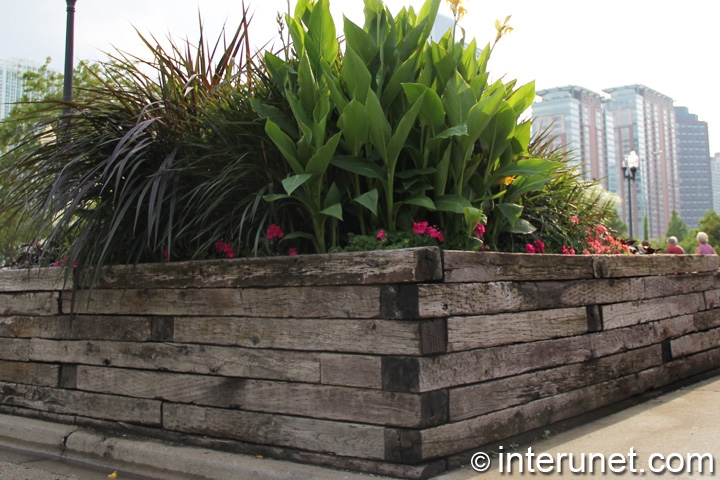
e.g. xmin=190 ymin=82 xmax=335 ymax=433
xmin=622 ymin=150 xmax=640 ymax=239
xmin=62 ymin=0 xmax=77 ymax=116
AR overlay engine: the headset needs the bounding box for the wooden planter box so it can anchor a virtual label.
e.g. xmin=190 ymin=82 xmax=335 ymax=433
xmin=1 ymin=248 xmax=719 ymax=478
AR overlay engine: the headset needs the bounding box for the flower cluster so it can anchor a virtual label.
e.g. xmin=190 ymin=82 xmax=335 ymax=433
xmin=215 ymin=240 xmax=236 ymax=258
xmin=50 ymin=257 xmax=78 ymax=267
xmin=412 ymin=221 xmax=444 ymax=243
xmin=474 ymin=223 xmax=486 ymax=238
xmin=525 ymin=238 xmax=545 ymax=254
xmin=583 ymin=224 xmax=630 ymax=255
xmin=561 ymin=245 xmax=576 ymax=255
xmin=266 ymin=224 xmax=284 ymax=240
xmin=376 ymin=230 xmax=387 ymax=241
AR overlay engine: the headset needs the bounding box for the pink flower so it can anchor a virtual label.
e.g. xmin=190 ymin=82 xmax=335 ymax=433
xmin=288 ymin=247 xmax=298 ymax=256
xmin=525 ymin=243 xmax=536 ymax=254
xmin=562 ymin=245 xmax=576 ymax=255
xmin=376 ymin=230 xmax=387 ymax=240
xmin=534 ymin=239 xmax=545 ymax=254
xmin=412 ymin=221 xmax=429 ymax=235
xmin=266 ymin=224 xmax=285 ymax=240
xmin=474 ymin=223 xmax=486 ymax=237
xmin=570 ymin=215 xmax=579 ymax=225
xmin=215 ymin=240 xmax=236 ymax=259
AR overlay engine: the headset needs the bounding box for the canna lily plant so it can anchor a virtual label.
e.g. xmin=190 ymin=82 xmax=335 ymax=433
xmin=254 ymin=0 xmax=563 ymax=253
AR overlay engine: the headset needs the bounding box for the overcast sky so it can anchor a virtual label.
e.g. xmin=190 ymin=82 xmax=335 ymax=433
xmin=3 ymin=1 xmax=719 ymax=153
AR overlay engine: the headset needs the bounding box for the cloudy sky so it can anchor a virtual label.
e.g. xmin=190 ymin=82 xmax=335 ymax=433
xmin=3 ymin=1 xmax=719 ymax=153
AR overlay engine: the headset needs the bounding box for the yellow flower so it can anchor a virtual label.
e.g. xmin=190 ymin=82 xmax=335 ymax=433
xmin=108 ymin=472 xmax=118 ymax=479
xmin=494 ymin=15 xmax=514 ymax=43
xmin=446 ymin=0 xmax=467 ymax=21
xmin=500 ymin=175 xmax=516 ymax=185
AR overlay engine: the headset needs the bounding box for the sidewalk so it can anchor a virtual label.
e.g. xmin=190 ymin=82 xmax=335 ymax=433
xmin=1 ymin=374 xmax=718 ymax=480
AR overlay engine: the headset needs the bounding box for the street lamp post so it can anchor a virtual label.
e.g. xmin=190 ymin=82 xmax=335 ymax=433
xmin=623 ymin=150 xmax=640 ymax=239
xmin=62 ymin=0 xmax=77 ymax=117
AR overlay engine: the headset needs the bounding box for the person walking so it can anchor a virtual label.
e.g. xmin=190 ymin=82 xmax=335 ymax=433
xmin=665 ymin=236 xmax=684 ymax=254
xmin=694 ymin=232 xmax=716 ymax=255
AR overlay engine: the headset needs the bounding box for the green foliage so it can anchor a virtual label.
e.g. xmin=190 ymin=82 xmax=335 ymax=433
xmin=0 ymin=9 xmax=282 ymax=281
xmin=680 ymin=210 xmax=720 ymax=253
xmin=665 ymin=210 xmax=688 ymax=240
xmin=255 ymin=0 xmax=561 ymax=253
xmin=504 ymin=128 xmax=620 ymax=253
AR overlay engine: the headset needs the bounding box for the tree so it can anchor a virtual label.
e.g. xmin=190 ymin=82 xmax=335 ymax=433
xmin=665 ymin=210 xmax=687 ymax=240
xmin=679 ymin=210 xmax=720 ymax=253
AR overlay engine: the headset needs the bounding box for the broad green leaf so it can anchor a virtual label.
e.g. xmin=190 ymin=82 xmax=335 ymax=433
xmin=430 ymin=43 xmax=457 ymax=95
xmin=250 ymin=99 xmax=298 ymax=138
xmin=324 ymin=182 xmax=342 ymax=208
xmin=305 ymin=132 xmax=342 ymax=176
xmin=320 ymin=202 xmax=343 ymax=220
xmin=479 ymin=101 xmax=516 ymax=164
xmin=263 ymin=51 xmax=292 ymax=88
xmin=513 ymin=120 xmax=532 ymax=154
xmin=263 ymin=193 xmax=290 ymax=202
xmin=402 ymin=83 xmax=445 ymax=131
xmin=401 ymin=196 xmax=436 ymax=210
xmin=337 ymin=100 xmax=369 ymax=156
xmin=381 ymin=50 xmax=421 ymax=107
xmin=308 ymin=0 xmax=338 ymax=65
xmin=497 ymin=202 xmax=523 ymax=229
xmin=352 ymin=189 xmax=379 ymax=216
xmin=510 ymin=218 xmax=536 ymax=235
xmin=286 ymin=16 xmax=307 ymax=59
xmin=297 ymin=54 xmax=317 ymax=116
xmin=343 ymin=46 xmax=372 ymax=101
xmin=282 ymin=174 xmax=313 ymax=195
xmin=416 ymin=0 xmax=441 ymax=48
xmin=434 ymin=124 xmax=468 ymax=140
xmin=343 ymin=16 xmax=377 ymax=64
xmin=387 ymin=93 xmax=425 ymax=170
xmin=434 ymin=194 xmax=471 ymax=214
xmin=488 ymin=158 xmax=562 ymax=182
xmin=433 ymin=143 xmax=452 ymax=196
xmin=395 ymin=167 xmax=437 ymax=179
xmin=507 ymin=81 xmax=536 ymax=116
xmin=331 ymin=155 xmax=385 ymax=180
xmin=396 ymin=17 xmax=428 ymax=62
xmin=459 ymin=38 xmax=478 ymax=82
xmin=442 ymin=72 xmax=475 ymax=125
xmin=463 ymin=206 xmax=487 ymax=233
xmin=366 ymin=90 xmax=392 ymax=162
xmin=265 ymin=120 xmax=304 ymax=175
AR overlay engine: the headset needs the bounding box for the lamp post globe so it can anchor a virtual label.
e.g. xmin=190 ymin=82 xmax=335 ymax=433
xmin=623 ymin=150 xmax=640 ymax=240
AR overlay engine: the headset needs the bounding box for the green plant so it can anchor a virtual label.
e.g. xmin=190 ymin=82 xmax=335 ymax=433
xmin=255 ymin=0 xmax=562 ymax=253
xmin=0 ymin=7 xmax=282 ymax=282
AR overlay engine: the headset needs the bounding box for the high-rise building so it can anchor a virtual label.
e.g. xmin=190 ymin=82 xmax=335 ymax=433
xmin=604 ymin=85 xmax=679 ymax=240
xmin=674 ymin=107 xmax=712 ymax=228
xmin=712 ymin=153 xmax=720 ymax=214
xmin=532 ymin=86 xmax=616 ymax=189
xmin=0 ymin=58 xmax=43 ymax=120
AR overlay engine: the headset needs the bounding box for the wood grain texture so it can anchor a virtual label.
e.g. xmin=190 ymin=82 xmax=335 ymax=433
xmin=643 ymin=272 xmax=717 ymax=299
xmin=703 ymin=289 xmax=720 ymax=309
xmin=414 ymin=335 xmax=594 ymax=392
xmin=693 ymin=308 xmax=720 ymax=331
xmin=0 ymin=381 xmax=161 ymax=425
xmin=0 ymin=316 xmax=71 ymax=339
xmin=594 ymin=254 xmax=719 ymax=278
xmin=163 ymin=403 xmax=386 ymax=459
xmin=93 ymin=247 xmax=442 ymax=289
xmin=670 ymin=327 xmax=720 ymax=358
xmin=320 ymin=354 xmax=382 ymax=389
xmin=0 ymin=339 xmax=30 ymax=361
xmin=0 ymin=268 xmax=68 ymax=292
xmin=602 ymin=294 xmax=704 ymax=330
xmin=173 ymin=317 xmax=421 ymax=355
xmin=29 ymin=339 xmax=320 ymax=383
xmin=76 ymin=366 xmax=429 ymax=427
xmin=420 ymin=366 xmax=666 ymax=459
xmin=64 ymin=286 xmax=381 ymax=318
xmin=0 ymin=293 xmax=58 ymax=316
xmin=418 ymin=278 xmax=646 ymax=318
xmin=448 ymin=345 xmax=662 ymax=421
xmin=588 ymin=315 xmax=696 ymax=358
xmin=0 ymin=360 xmax=60 ymax=387
xmin=443 ymin=252 xmax=594 ymax=282
xmin=447 ymin=307 xmax=587 ymax=351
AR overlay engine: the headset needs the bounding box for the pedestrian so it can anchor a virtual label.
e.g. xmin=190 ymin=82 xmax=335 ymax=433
xmin=694 ymin=232 xmax=716 ymax=255
xmin=665 ymin=236 xmax=684 ymax=254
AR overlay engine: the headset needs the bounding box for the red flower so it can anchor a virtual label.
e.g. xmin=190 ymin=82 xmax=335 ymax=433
xmin=376 ymin=230 xmax=387 ymax=240
xmin=525 ymin=243 xmax=536 ymax=254
xmin=570 ymin=215 xmax=579 ymax=225
xmin=215 ymin=240 xmax=236 ymax=259
xmin=288 ymin=247 xmax=298 ymax=256
xmin=474 ymin=223 xmax=486 ymax=237
xmin=412 ymin=221 xmax=429 ymax=235
xmin=561 ymin=245 xmax=576 ymax=255
xmin=163 ymin=248 xmax=170 ymax=263
xmin=266 ymin=224 xmax=285 ymax=240
xmin=534 ymin=239 xmax=546 ymax=254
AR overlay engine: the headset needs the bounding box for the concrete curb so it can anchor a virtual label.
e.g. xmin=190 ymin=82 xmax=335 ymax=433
xmin=0 ymin=414 xmax=376 ymax=480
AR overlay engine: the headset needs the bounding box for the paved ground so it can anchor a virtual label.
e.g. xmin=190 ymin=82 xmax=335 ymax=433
xmin=1 ymin=374 xmax=718 ymax=479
